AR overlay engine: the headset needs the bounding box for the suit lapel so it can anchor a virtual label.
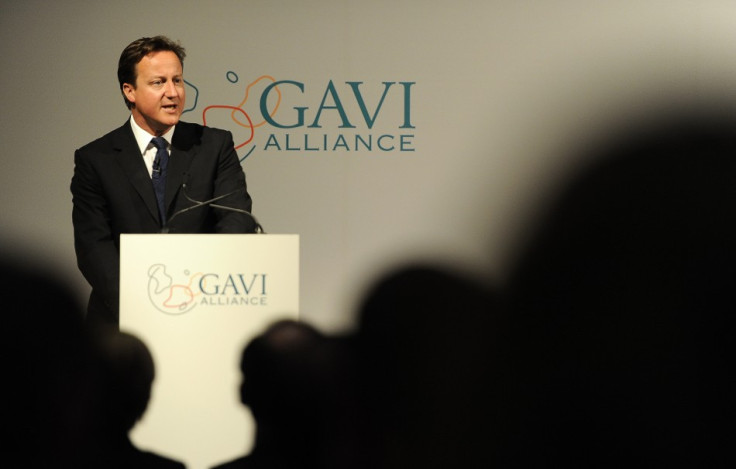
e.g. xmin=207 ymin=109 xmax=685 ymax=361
xmin=112 ymin=122 xmax=160 ymax=223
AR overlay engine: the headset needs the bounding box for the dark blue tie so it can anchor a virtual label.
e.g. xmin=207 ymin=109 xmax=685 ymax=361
xmin=151 ymin=137 xmax=169 ymax=225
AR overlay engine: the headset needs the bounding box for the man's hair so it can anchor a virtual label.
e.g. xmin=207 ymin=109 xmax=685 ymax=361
xmin=117 ymin=35 xmax=186 ymax=109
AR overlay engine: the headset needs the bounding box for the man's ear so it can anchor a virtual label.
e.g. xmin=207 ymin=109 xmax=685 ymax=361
xmin=123 ymin=83 xmax=136 ymax=105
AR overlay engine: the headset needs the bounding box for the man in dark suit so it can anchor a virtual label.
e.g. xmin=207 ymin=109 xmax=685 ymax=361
xmin=71 ymin=36 xmax=257 ymax=327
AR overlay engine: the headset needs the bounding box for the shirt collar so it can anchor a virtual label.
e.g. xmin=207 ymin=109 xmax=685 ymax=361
xmin=129 ymin=115 xmax=176 ymax=154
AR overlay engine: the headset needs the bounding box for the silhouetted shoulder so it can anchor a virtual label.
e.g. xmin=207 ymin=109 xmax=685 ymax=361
xmin=210 ymin=455 xmax=249 ymax=469
xmin=131 ymin=449 xmax=187 ymax=469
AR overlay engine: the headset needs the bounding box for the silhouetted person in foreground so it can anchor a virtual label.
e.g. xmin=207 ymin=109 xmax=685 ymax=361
xmin=2 ymin=253 xmax=93 ymax=468
xmin=86 ymin=330 xmax=186 ymax=468
xmin=353 ymin=264 xmax=499 ymax=468
xmin=502 ymin=109 xmax=736 ymax=467
xmin=212 ymin=320 xmax=351 ymax=469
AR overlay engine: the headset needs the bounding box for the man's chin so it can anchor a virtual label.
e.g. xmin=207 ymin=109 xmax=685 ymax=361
xmin=162 ymin=113 xmax=181 ymax=124
xmin=154 ymin=115 xmax=181 ymax=132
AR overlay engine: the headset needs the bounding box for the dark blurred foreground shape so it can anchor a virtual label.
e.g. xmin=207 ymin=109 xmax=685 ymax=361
xmin=353 ymin=265 xmax=500 ymax=468
xmin=2 ymin=252 xmax=186 ymax=467
xmin=332 ymin=108 xmax=736 ymax=468
xmin=86 ymin=329 xmax=187 ymax=468
xmin=2 ymin=254 xmax=92 ymax=467
xmin=213 ymin=268 xmax=500 ymax=469
xmin=212 ymin=319 xmax=356 ymax=469
xmin=503 ymin=108 xmax=736 ymax=467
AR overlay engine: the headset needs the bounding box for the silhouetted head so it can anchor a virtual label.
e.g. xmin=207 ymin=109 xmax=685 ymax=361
xmin=505 ymin=108 xmax=736 ymax=466
xmin=93 ymin=330 xmax=155 ymax=434
xmin=238 ymin=319 xmax=344 ymax=468
xmin=2 ymin=252 xmax=90 ymax=467
xmin=354 ymin=264 xmax=498 ymax=467
xmin=240 ymin=320 xmax=326 ymax=423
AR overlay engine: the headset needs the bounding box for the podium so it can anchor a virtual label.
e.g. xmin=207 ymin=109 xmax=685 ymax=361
xmin=120 ymin=233 xmax=299 ymax=469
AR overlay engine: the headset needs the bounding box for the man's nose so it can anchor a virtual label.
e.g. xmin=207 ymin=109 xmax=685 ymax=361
xmin=164 ymin=80 xmax=179 ymax=97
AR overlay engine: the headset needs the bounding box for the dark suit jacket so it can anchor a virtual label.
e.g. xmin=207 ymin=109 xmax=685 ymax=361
xmin=71 ymin=120 xmax=256 ymax=325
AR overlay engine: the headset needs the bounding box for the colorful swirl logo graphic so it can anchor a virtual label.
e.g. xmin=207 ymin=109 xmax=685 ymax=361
xmin=184 ymin=73 xmax=282 ymax=162
xmin=147 ymin=264 xmax=202 ymax=315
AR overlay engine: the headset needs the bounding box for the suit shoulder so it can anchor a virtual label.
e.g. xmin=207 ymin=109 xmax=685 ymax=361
xmin=174 ymin=121 xmax=234 ymax=152
xmin=178 ymin=120 xmax=231 ymax=139
xmin=76 ymin=122 xmax=131 ymax=155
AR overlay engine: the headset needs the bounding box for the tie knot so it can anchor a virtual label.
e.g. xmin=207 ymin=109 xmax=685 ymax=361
xmin=151 ymin=137 xmax=168 ymax=150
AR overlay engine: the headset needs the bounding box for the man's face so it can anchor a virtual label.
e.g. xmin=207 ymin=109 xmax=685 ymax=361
xmin=123 ymin=50 xmax=185 ymax=136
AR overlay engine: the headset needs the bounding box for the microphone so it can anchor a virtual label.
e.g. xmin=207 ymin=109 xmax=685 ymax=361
xmin=161 ymin=173 xmax=265 ymax=234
